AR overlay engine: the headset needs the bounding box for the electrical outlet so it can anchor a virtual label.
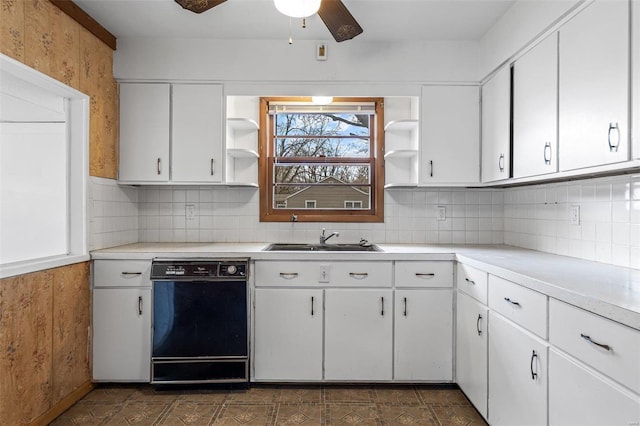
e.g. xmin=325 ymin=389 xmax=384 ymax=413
xmin=436 ymin=206 xmax=446 ymax=221
xmin=318 ymin=264 xmax=331 ymax=283
xmin=570 ymin=205 xmax=580 ymax=225
xmin=186 ymin=204 xmax=196 ymax=220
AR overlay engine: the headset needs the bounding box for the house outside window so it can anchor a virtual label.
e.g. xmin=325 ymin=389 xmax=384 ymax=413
xmin=259 ymin=97 xmax=384 ymax=222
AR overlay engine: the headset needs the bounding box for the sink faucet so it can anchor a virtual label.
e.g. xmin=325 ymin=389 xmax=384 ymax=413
xmin=319 ymin=228 xmax=339 ymax=245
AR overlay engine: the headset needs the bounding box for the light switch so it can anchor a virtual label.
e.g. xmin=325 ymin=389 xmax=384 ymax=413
xmin=570 ymin=205 xmax=580 ymax=225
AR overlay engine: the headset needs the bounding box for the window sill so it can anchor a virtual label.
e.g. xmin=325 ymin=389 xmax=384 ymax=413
xmin=0 ymin=254 xmax=90 ymax=279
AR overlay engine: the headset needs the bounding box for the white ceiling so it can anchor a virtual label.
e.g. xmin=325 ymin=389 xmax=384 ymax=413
xmin=75 ymin=0 xmax=516 ymax=43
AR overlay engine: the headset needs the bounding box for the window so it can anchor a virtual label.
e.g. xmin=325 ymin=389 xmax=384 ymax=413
xmin=0 ymin=54 xmax=89 ymax=278
xmin=259 ymin=97 xmax=384 ymax=222
xmin=344 ymin=201 xmax=363 ymax=209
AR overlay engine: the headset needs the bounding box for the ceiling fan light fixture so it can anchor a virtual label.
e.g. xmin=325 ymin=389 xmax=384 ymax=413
xmin=274 ymin=0 xmax=321 ymax=18
xmin=311 ymin=96 xmax=333 ymax=105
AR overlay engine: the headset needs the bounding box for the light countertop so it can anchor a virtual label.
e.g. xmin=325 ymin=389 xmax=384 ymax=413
xmin=91 ymin=242 xmax=640 ymax=330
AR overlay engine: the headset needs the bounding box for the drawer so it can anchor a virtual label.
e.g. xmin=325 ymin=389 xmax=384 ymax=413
xmin=456 ymin=263 xmax=488 ymax=305
xmin=488 ymin=275 xmax=547 ymax=339
xmin=93 ymin=260 xmax=152 ymax=288
xmin=254 ymin=261 xmax=317 ymax=287
xmin=395 ymin=261 xmax=453 ymax=288
xmin=549 ymin=299 xmax=640 ymax=394
xmin=254 ymin=261 xmax=392 ymax=287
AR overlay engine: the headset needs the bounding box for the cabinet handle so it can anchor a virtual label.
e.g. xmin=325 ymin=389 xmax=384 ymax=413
xmin=543 ymin=142 xmax=552 ymax=165
xmin=138 ymin=296 xmax=143 ymax=316
xmin=476 ymin=314 xmax=483 ymax=336
xmin=530 ymin=350 xmax=538 ymax=380
xmin=381 ymin=296 xmax=385 ymax=316
xmin=580 ymin=333 xmax=611 ymax=351
xmin=121 ymin=271 xmax=142 ymax=276
xmin=429 ymin=160 xmax=434 ymax=177
xmin=504 ymin=297 xmax=521 ymax=307
xmin=210 ymin=158 xmax=215 ymax=175
xmin=349 ymin=272 xmax=368 ymax=279
xmin=157 ymin=158 xmax=161 ymax=175
xmin=279 ymin=272 xmax=299 ymax=279
xmin=498 ymin=153 xmax=505 ymax=173
xmin=311 ymin=296 xmax=315 ymax=316
xmin=465 ymin=277 xmax=476 ymax=285
xmin=608 ymin=122 xmax=620 ymax=152
xmin=415 ymin=273 xmax=435 ymax=278
xmin=403 ymin=297 xmax=407 ymax=317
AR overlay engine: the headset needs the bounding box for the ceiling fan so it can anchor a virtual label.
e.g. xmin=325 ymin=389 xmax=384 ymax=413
xmin=174 ymin=0 xmax=363 ymax=42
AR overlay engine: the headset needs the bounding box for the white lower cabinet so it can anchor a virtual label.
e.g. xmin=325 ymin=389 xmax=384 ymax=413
xmin=324 ymin=289 xmax=393 ymax=381
xmin=488 ymin=312 xmax=548 ymax=426
xmin=395 ymin=289 xmax=452 ymax=381
xmin=456 ymin=291 xmax=488 ymax=419
xmin=253 ymin=288 xmax=323 ymax=381
xmin=549 ymin=349 xmax=640 ymax=425
xmin=93 ymin=288 xmax=151 ymax=381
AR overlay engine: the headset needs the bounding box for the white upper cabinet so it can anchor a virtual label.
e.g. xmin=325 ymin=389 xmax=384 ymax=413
xmin=482 ymin=66 xmax=511 ymax=182
xmin=171 ymin=84 xmax=223 ymax=183
xmin=119 ymin=82 xmax=223 ymax=184
xmin=119 ymin=83 xmax=170 ymax=182
xmin=633 ymin=0 xmax=640 ymax=159
xmin=558 ymin=0 xmax=630 ymax=171
xmin=421 ymin=85 xmax=480 ymax=185
xmin=512 ymin=33 xmax=558 ymax=178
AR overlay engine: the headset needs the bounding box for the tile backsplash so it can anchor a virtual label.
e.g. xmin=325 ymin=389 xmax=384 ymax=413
xmin=90 ymin=174 xmax=640 ymax=270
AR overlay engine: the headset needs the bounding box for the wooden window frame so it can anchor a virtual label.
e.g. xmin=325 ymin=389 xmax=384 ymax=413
xmin=259 ymin=97 xmax=385 ymax=223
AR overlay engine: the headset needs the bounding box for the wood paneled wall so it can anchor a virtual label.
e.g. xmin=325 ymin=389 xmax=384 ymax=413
xmin=0 ymin=1 xmax=118 ymax=424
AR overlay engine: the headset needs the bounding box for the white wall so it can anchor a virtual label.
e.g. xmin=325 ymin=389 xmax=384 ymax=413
xmin=89 ymin=177 xmax=139 ymax=250
xmin=114 ymin=38 xmax=479 ymax=92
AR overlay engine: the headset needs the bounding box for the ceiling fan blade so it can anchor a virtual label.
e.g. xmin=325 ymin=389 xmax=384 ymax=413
xmin=318 ymin=0 xmax=363 ymax=42
xmin=175 ymin=0 xmax=227 ymax=14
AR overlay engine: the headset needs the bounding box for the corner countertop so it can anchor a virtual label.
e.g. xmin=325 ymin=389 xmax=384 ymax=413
xmin=91 ymin=242 xmax=640 ymax=330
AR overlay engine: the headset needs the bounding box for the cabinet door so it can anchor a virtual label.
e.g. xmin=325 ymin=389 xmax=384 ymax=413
xmin=559 ymin=0 xmax=629 ymax=171
xmin=394 ymin=289 xmax=452 ymax=381
xmin=456 ymin=291 xmax=488 ymax=420
xmin=513 ymin=33 xmax=558 ymax=178
xmin=421 ymin=85 xmax=479 ymax=184
xmin=93 ymin=288 xmax=151 ymax=381
xmin=253 ymin=289 xmax=323 ymax=381
xmin=488 ymin=312 xmax=548 ymax=426
xmin=482 ymin=66 xmax=511 ymax=182
xmin=119 ymin=83 xmax=170 ymax=182
xmin=172 ymin=84 xmax=223 ymax=182
xmin=549 ymin=349 xmax=640 ymax=426
xmin=325 ymin=289 xmax=393 ymax=380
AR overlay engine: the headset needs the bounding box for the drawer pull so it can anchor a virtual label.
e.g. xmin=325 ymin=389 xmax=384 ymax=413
xmin=415 ymin=273 xmax=435 ymax=278
xmin=530 ymin=350 xmax=538 ymax=380
xmin=504 ymin=297 xmax=521 ymax=307
xmin=465 ymin=277 xmax=476 ymax=285
xmin=121 ymin=272 xmax=143 ymax=276
xmin=349 ymin=272 xmax=369 ymax=279
xmin=476 ymin=314 xmax=483 ymax=336
xmin=403 ymin=297 xmax=408 ymax=317
xmin=311 ymin=296 xmax=315 ymax=316
xmin=580 ymin=333 xmax=611 ymax=351
xmin=138 ymin=296 xmax=143 ymax=316
xmin=279 ymin=272 xmax=299 ymax=279
xmin=381 ymin=296 xmax=385 ymax=316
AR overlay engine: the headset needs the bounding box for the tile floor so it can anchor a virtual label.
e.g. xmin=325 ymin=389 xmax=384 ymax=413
xmin=50 ymin=384 xmax=487 ymax=425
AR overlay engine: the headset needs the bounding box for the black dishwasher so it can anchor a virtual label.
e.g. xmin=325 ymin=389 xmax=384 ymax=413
xmin=150 ymin=258 xmax=249 ymax=385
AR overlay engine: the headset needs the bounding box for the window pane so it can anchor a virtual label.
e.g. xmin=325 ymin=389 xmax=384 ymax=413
xmin=274 ymin=183 xmax=370 ymax=210
xmin=274 ymin=164 xmax=370 ymax=185
xmin=275 ymin=137 xmax=370 ymax=158
xmin=0 ymin=123 xmax=67 ymax=263
xmin=275 ymin=113 xmax=370 ymax=137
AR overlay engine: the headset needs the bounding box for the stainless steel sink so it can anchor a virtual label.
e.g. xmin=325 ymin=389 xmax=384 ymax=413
xmin=264 ymin=243 xmax=381 ymax=252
